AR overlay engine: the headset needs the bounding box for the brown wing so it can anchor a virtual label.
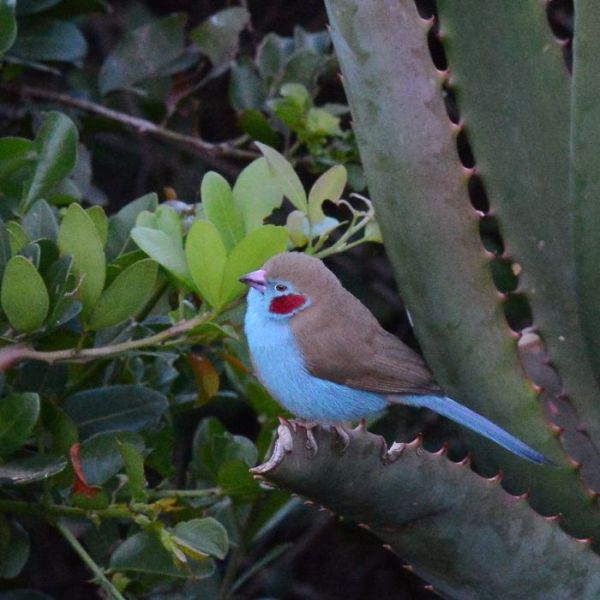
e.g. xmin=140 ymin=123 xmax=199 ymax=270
xmin=291 ymin=283 xmax=441 ymax=396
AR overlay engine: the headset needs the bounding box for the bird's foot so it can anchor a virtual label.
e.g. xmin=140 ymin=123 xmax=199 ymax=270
xmin=331 ymin=424 xmax=350 ymax=451
xmin=251 ymin=418 xmax=294 ymax=475
xmin=287 ymin=419 xmax=320 ymax=454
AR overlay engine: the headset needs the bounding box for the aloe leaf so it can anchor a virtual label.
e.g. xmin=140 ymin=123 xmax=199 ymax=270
xmin=324 ymin=0 xmax=600 ymax=538
xmin=570 ymin=2 xmax=600 ymax=392
xmin=436 ymin=2 xmax=600 ymax=445
xmin=256 ymin=425 xmax=600 ymax=600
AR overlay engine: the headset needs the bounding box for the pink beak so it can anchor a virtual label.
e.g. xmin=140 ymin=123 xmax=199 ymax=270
xmin=239 ymin=269 xmax=267 ymax=294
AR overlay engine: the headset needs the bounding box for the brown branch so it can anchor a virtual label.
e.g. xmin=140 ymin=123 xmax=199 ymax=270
xmin=3 ymin=84 xmax=260 ymax=172
xmin=0 ymin=312 xmax=209 ymax=371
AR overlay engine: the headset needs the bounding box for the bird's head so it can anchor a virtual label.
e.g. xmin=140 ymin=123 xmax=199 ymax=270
xmin=240 ymin=252 xmax=338 ymax=320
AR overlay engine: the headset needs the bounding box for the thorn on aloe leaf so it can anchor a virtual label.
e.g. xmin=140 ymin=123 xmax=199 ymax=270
xmin=575 ymin=537 xmax=594 ymax=545
xmin=544 ymin=514 xmax=562 ymax=523
xmin=487 ymin=471 xmax=503 ymax=483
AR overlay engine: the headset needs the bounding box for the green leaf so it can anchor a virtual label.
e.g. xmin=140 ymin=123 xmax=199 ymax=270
xmin=22 ymin=112 xmax=78 ymax=212
xmin=58 ymin=203 xmax=105 ymax=312
xmin=185 ymin=219 xmax=227 ymax=308
xmin=308 ymin=165 xmax=347 ymax=223
xmin=21 ymin=200 xmax=58 ymax=242
xmin=131 ymin=227 xmax=191 ymax=287
xmin=16 ymin=0 xmax=62 ymax=16
xmin=220 ymin=225 xmax=288 ymax=305
xmin=63 ymin=384 xmax=169 ymax=441
xmin=172 ymin=518 xmax=228 ymax=560
xmin=190 ymin=7 xmax=249 ymax=71
xmin=217 ymin=459 xmax=260 ymax=502
xmin=260 ymin=424 xmax=600 ymax=600
xmin=325 ymin=0 xmax=600 ymax=542
xmin=1 ymin=256 xmax=49 ymax=332
xmin=156 ymin=205 xmax=182 ymax=243
xmin=306 ymin=107 xmax=342 ymax=136
xmin=281 ymin=49 xmax=325 ymax=92
xmin=0 ymin=219 xmax=12 ymax=284
xmin=0 ymin=519 xmax=29 ymax=578
xmin=0 ymin=393 xmax=40 ymax=456
xmin=99 ymin=13 xmax=187 ymax=94
xmin=85 ymin=205 xmax=108 ymax=247
xmin=106 ymin=193 xmax=158 ymax=261
xmin=88 ymin=258 xmax=157 ymax=330
xmin=281 ymin=82 xmax=311 ymax=110
xmin=110 ymin=530 xmax=215 ymax=579
xmin=201 ymin=172 xmax=244 ymax=250
xmin=0 ymin=0 xmax=17 ymax=54
xmin=238 ymin=110 xmax=279 ymax=146
xmin=233 ymin=158 xmax=284 ymax=232
xmin=229 ymin=57 xmax=268 ymax=111
xmin=193 ymin=418 xmax=258 ymax=483
xmin=45 ymin=255 xmax=77 ymax=328
xmin=256 ymin=33 xmax=295 ymax=80
xmin=79 ymin=431 xmax=144 ymax=485
xmin=41 ymin=400 xmax=78 ymax=455
xmin=118 ymin=441 xmax=147 ymax=501
xmin=0 ymin=454 xmax=67 ymax=485
xmin=9 ymin=18 xmax=87 ymax=63
xmin=286 ymin=210 xmax=308 ymax=247
xmin=6 ymin=222 xmax=28 ymax=255
xmin=255 ymin=142 xmax=307 ymax=211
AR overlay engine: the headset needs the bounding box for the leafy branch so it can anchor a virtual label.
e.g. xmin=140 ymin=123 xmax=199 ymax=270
xmin=2 ymin=84 xmax=259 ymax=173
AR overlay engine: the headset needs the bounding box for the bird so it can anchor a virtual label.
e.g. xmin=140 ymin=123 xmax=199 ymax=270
xmin=240 ymin=252 xmax=551 ymax=465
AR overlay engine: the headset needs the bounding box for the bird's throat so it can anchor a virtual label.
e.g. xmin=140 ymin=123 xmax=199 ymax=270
xmin=269 ymin=293 xmax=307 ymax=315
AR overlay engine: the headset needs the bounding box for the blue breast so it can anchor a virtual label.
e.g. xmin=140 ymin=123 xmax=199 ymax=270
xmin=244 ymin=289 xmax=387 ymax=422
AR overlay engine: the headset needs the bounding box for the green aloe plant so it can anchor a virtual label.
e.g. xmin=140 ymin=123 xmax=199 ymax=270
xmin=253 ymin=1 xmax=600 ymax=597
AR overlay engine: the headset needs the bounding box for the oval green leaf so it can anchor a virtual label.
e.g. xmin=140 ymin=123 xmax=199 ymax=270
xmin=63 ymin=384 xmax=169 ymax=441
xmin=185 ymin=219 xmax=227 ymax=308
xmin=88 ymin=258 xmax=158 ymax=330
xmin=23 ymin=112 xmax=78 ymax=212
xmin=58 ymin=203 xmax=105 ymax=313
xmin=220 ymin=225 xmax=288 ymax=306
xmin=131 ymin=226 xmax=191 ymax=286
xmin=256 ymin=142 xmax=307 ymax=211
xmin=1 ymin=256 xmax=49 ymax=332
xmin=172 ymin=517 xmax=229 ymax=560
xmin=202 ymin=171 xmax=244 ymax=251
xmin=307 ymin=164 xmax=347 ymax=223
xmin=0 ymin=393 xmax=40 ymax=456
xmin=0 ymin=0 xmax=17 ymax=54
xmin=233 ymin=158 xmax=283 ymax=232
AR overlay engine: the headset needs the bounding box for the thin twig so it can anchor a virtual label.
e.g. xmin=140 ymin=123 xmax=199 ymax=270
xmin=3 ymin=84 xmax=260 ymax=170
xmin=0 ymin=312 xmax=209 ymax=370
xmin=56 ymin=520 xmax=128 ymax=600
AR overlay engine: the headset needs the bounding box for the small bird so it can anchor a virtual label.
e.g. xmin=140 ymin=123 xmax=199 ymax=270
xmin=240 ymin=252 xmax=550 ymax=465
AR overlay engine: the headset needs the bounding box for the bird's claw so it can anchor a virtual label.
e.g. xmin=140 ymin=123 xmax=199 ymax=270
xmin=332 ymin=424 xmax=350 ymax=451
xmin=288 ymin=419 xmax=320 ymax=454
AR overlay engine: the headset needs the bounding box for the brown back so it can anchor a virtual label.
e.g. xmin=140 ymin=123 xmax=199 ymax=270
xmin=264 ymin=253 xmax=441 ymax=395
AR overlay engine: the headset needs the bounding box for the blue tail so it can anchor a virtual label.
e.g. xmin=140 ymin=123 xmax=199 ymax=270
xmin=400 ymin=395 xmax=553 ymax=465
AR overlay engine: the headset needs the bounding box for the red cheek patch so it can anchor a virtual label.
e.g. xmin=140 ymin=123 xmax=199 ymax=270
xmin=269 ymin=293 xmax=307 ymax=315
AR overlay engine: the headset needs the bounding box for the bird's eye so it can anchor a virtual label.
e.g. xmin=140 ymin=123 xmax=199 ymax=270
xmin=275 ymin=283 xmax=288 ymax=292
